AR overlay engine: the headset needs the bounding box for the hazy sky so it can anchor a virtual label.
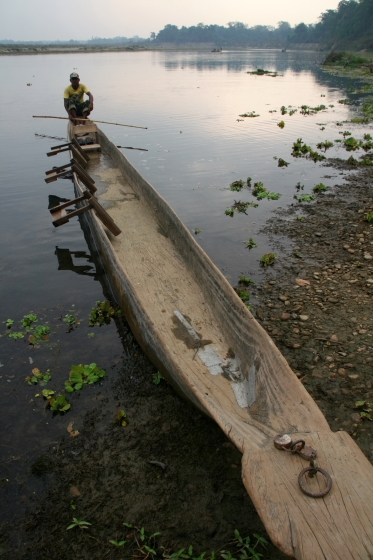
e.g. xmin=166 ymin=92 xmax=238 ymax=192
xmin=1 ymin=0 xmax=341 ymax=41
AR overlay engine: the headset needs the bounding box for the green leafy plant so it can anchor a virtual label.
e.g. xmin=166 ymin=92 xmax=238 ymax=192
xmin=295 ymin=182 xmax=304 ymax=191
xmin=260 ymin=253 xmax=276 ymax=267
xmin=291 ymin=138 xmax=312 ymax=157
xmin=25 ymin=368 xmax=52 ymax=385
xmin=41 ymin=389 xmax=55 ymax=399
xmin=33 ymin=325 xmax=50 ymax=340
xmin=246 ymin=177 xmax=252 ymax=186
xmin=236 ymin=289 xmax=250 ymax=302
xmin=354 ymin=401 xmax=372 ymax=420
xmin=8 ymin=331 xmax=24 ymax=339
xmin=364 ymin=212 xmax=373 ymax=223
xmin=67 ymin=517 xmax=91 ymax=530
xmin=294 ymin=193 xmax=315 ymax=202
xmin=364 ymin=133 xmax=372 ymax=141
xmin=89 ymin=300 xmax=121 ymax=327
xmin=239 ymin=112 xmax=259 ymax=118
xmin=64 ymin=313 xmax=79 ymax=331
xmin=308 ymin=150 xmax=326 ymax=163
xmin=313 ymin=183 xmax=329 ymax=193
xmin=64 ymin=363 xmax=107 ymax=393
xmin=238 ymin=276 xmax=255 ymax=286
xmin=344 ymin=137 xmax=362 ymax=151
xmin=277 ymin=158 xmax=288 ymax=167
xmin=277 ymin=121 xmax=285 ymax=129
xmin=339 ymin=98 xmax=351 ymax=104
xmin=280 ymin=105 xmax=287 ymax=115
xmin=6 ymin=319 xmax=14 ymax=329
xmin=153 ymin=371 xmax=164 ymax=385
xmin=194 ymin=228 xmax=201 ymax=234
xmin=289 ymin=109 xmax=297 ymax=116
xmin=252 ymin=182 xmax=281 ymax=200
xmin=110 ymin=539 xmax=126 ymax=547
xmin=316 ymin=140 xmax=334 ymax=151
xmin=116 ymin=409 xmax=128 ymax=427
xmin=22 ymin=314 xmax=38 ymax=331
xmin=230 ymin=180 xmax=244 ymax=192
xmin=244 ymin=238 xmax=257 ymax=249
xmin=225 ymin=208 xmax=234 ymax=217
xmin=49 ymin=394 xmax=71 ymax=413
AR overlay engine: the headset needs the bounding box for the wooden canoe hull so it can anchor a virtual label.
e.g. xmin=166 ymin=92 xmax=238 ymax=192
xmin=68 ymin=122 xmax=373 ymax=560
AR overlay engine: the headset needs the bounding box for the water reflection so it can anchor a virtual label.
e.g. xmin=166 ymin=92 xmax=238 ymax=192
xmin=54 ymin=246 xmax=96 ymax=277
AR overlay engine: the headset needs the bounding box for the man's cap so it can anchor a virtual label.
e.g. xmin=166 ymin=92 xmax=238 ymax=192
xmin=70 ymin=72 xmax=80 ymax=79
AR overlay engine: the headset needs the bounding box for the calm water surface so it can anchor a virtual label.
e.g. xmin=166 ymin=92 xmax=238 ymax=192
xmin=0 ymin=49 xmax=367 ymax=515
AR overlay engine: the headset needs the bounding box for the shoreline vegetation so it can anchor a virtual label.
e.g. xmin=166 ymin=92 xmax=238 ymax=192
xmin=1 ymin=0 xmax=372 ymax=54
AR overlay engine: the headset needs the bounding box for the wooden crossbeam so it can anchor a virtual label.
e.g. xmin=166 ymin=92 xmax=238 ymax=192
xmin=71 ymin=164 xmax=97 ymax=193
xmin=44 ymin=160 xmax=97 ymax=193
xmin=50 ymin=190 xmax=121 ymax=236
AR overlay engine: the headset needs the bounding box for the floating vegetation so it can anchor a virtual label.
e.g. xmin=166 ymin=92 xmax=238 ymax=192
xmin=308 ymin=150 xmax=326 ymax=163
xmin=277 ymin=121 xmax=285 ymax=129
xmin=29 ymin=325 xmax=51 ymax=344
xmin=295 ymin=182 xmax=304 ymax=191
xmin=194 ymin=228 xmax=201 ymax=234
xmin=64 ymin=313 xmax=79 ymax=332
xmin=344 ymin=137 xmax=362 ymax=151
xmin=245 ymin=238 xmax=257 ymax=249
xmin=299 ymin=104 xmax=327 ymax=116
xmin=247 ymin=69 xmax=279 ymax=77
xmin=294 ymin=193 xmax=315 ymax=202
xmin=280 ymin=106 xmax=287 ymax=115
xmin=64 ymin=363 xmax=107 ymax=393
xmin=49 ymin=394 xmax=71 ymax=413
xmin=22 ymin=314 xmax=38 ymax=331
xmin=8 ymin=332 xmax=24 ymax=339
xmin=225 ymin=208 xmax=234 ymax=217
xmin=233 ymin=200 xmax=257 ymax=213
xmin=238 ymin=275 xmax=255 ymax=286
xmin=246 ymin=177 xmax=252 ymax=186
xmin=313 ymin=183 xmax=329 ymax=193
xmin=289 ymin=109 xmax=297 ymax=116
xmin=362 ymin=141 xmax=373 ymax=152
xmin=354 ymin=401 xmax=372 ymax=421
xmin=260 ymin=253 xmax=277 ymax=267
xmin=278 ymin=158 xmax=288 ymax=167
xmin=339 ymin=99 xmax=352 ymax=104
xmin=230 ymin=179 xmax=244 ymax=191
xmin=89 ymin=300 xmax=121 ymax=327
xmin=292 ymin=138 xmax=311 ymax=157
xmin=6 ymin=319 xmax=14 ymax=329
xmin=252 ymin=182 xmax=281 ymax=200
xmin=239 ymin=111 xmax=260 ymax=118
xmin=341 ymin=130 xmax=352 ymax=137
xmin=364 ymin=212 xmax=373 ymax=223
xmin=364 ymin=133 xmax=372 ymax=141
xmin=25 ymin=368 xmax=52 ymax=385
xmin=317 ymin=140 xmax=334 ymax=151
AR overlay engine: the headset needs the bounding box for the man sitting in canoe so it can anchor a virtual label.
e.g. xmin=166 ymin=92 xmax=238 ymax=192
xmin=63 ymin=72 xmax=94 ymax=124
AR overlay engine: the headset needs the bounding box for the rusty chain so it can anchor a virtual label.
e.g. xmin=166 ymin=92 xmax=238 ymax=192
xmin=274 ymin=434 xmax=332 ymax=498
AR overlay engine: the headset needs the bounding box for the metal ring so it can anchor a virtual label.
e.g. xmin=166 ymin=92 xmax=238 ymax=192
xmin=291 ymin=439 xmax=305 ymax=453
xmin=298 ymin=466 xmax=332 ymax=498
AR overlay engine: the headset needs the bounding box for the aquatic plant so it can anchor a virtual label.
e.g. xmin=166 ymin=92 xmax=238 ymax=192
xmin=252 ymin=182 xmax=280 ymax=200
xmin=89 ymin=300 xmax=121 ymax=327
xmin=289 ymin=109 xmax=297 ymax=116
xmin=236 ymin=289 xmax=250 ymax=302
xmin=153 ymin=371 xmax=165 ymax=385
xmin=238 ymin=276 xmax=255 ymax=286
xmin=64 ymin=363 xmax=107 ymax=392
xmin=50 ymin=394 xmax=71 ymax=413
xmin=316 ymin=140 xmax=334 ymax=151
xmin=22 ymin=314 xmax=38 ymax=331
xmin=260 ymin=253 xmax=276 ymax=267
xmin=194 ymin=228 xmax=201 ymax=234
xmin=294 ymin=194 xmax=315 ymax=202
xmin=308 ymin=150 xmax=326 ymax=163
xmin=225 ymin=208 xmax=234 ymax=217
xmin=278 ymin=158 xmax=288 ymax=167
xmin=116 ymin=409 xmax=128 ymax=426
xmin=291 ymin=138 xmax=311 ymax=157
xmin=339 ymin=99 xmax=351 ymax=104
xmin=230 ymin=180 xmax=244 ymax=191
xmin=246 ymin=177 xmax=252 ymax=186
xmin=5 ymin=319 xmax=14 ymax=329
xmin=239 ymin=111 xmax=259 ymax=118
xmin=277 ymin=121 xmax=285 ymax=129
xmin=280 ymin=106 xmax=287 ymax=115
xmin=25 ymin=368 xmax=52 ymax=385
xmin=8 ymin=332 xmax=24 ymax=339
xmin=344 ymin=137 xmax=362 ymax=151
xmin=313 ymin=183 xmax=329 ymax=193
xmin=245 ymin=238 xmax=257 ymax=249
xmin=295 ymin=182 xmax=304 ymax=191
xmin=365 ymin=212 xmax=373 ymax=223
xmin=67 ymin=517 xmax=91 ymax=530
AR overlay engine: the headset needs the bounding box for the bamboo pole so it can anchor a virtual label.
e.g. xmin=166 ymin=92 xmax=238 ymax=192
xmin=33 ymin=115 xmax=147 ymax=130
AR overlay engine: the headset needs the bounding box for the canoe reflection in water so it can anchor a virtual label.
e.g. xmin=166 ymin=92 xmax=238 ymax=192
xmin=54 ymin=246 xmax=96 ymax=277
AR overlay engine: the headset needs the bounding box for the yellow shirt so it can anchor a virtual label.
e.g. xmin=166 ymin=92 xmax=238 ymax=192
xmin=63 ymin=84 xmax=90 ymax=102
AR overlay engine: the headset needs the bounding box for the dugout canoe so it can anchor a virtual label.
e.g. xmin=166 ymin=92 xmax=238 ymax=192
xmin=66 ymin=121 xmax=373 ymax=560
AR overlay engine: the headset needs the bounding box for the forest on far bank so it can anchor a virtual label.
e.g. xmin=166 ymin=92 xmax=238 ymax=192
xmin=152 ymin=0 xmax=373 ymax=50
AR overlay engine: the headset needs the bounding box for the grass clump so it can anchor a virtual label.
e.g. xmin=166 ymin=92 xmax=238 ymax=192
xmin=260 ymin=253 xmax=276 ymax=267
xmin=236 ymin=289 xmax=250 ymax=302
xmin=313 ymin=183 xmax=329 ymax=193
xmin=294 ymin=193 xmax=315 ymax=202
xmin=238 ymin=276 xmax=255 ymax=286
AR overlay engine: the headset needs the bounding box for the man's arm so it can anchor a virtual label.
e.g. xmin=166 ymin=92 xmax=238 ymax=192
xmin=87 ymin=91 xmax=94 ymax=112
xmin=64 ymin=98 xmax=69 ymax=113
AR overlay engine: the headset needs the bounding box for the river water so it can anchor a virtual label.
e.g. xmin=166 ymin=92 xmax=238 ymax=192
xmin=0 ymin=49 xmax=366 ymax=527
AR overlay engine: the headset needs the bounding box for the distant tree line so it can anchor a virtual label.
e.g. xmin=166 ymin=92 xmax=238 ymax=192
xmin=152 ymin=0 xmax=373 ymax=49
